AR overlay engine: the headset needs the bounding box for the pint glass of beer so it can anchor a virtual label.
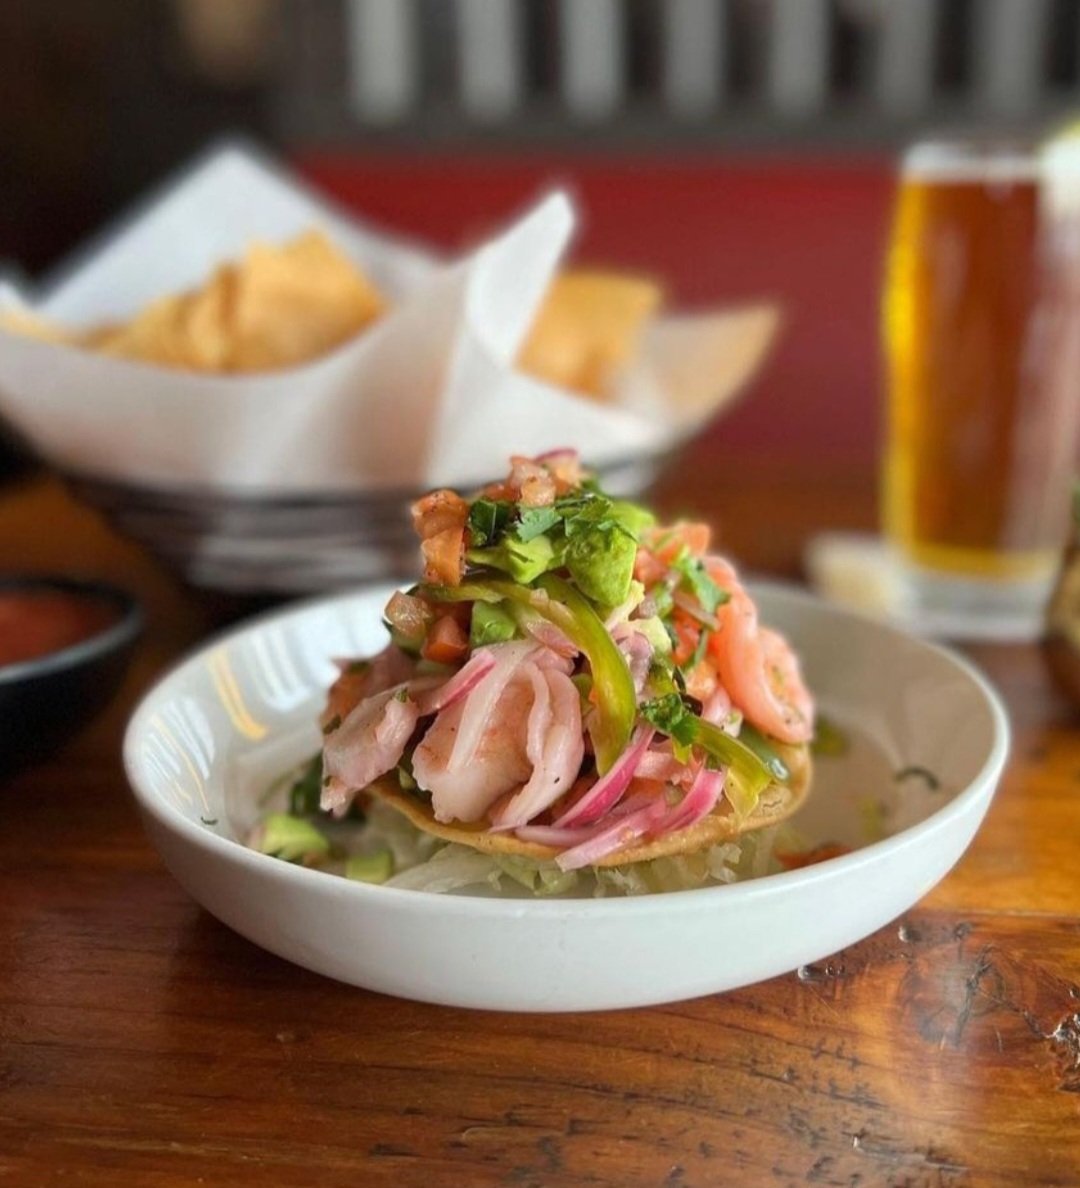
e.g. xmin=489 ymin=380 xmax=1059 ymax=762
xmin=882 ymin=139 xmax=1080 ymax=635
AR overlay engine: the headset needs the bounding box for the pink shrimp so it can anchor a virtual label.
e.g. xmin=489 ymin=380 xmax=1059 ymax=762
xmin=321 ymin=643 xmax=415 ymax=730
xmin=321 ymin=685 xmax=421 ymax=815
xmin=706 ymin=558 xmax=814 ymax=745
xmin=412 ymin=668 xmax=535 ymax=823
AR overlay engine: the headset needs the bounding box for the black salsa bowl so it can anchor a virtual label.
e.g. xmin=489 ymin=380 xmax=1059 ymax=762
xmin=0 ymin=576 xmax=142 ymax=779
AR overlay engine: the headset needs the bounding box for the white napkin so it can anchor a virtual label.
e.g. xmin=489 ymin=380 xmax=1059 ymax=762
xmin=0 ymin=144 xmax=777 ymax=494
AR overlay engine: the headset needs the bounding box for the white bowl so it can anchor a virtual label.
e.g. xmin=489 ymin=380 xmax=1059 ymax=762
xmin=123 ymin=583 xmax=1009 ymax=1011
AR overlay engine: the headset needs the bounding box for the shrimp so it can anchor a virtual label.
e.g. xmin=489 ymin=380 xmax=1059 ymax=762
xmin=321 ymin=643 xmax=415 ymax=730
xmin=321 ymin=685 xmax=421 ymax=815
xmin=488 ymin=666 xmax=584 ymax=828
xmin=706 ymin=558 xmax=814 ymax=745
xmin=413 ymin=670 xmax=533 ymax=822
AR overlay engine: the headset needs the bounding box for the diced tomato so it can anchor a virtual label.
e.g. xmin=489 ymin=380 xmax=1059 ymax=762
xmin=410 ymin=488 xmax=469 ymax=538
xmin=411 ymin=490 xmax=469 ymax=585
xmin=624 ymin=777 xmax=667 ymax=801
xmin=420 ymin=527 xmax=465 ymax=586
xmin=671 ymin=611 xmax=701 ymax=668
xmin=652 ymin=521 xmax=712 ymax=564
xmin=508 ymin=456 xmax=557 ymax=507
xmin=634 ymin=549 xmax=668 ymax=586
xmin=427 ymin=603 xmax=470 ymax=632
xmin=422 ymin=615 xmax=470 ymax=665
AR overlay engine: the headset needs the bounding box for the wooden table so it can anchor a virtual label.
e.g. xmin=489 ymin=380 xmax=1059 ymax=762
xmin=1 ymin=460 xmax=1078 ymax=1188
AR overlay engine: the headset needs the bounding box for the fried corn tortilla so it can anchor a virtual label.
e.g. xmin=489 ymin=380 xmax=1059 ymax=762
xmin=1 ymin=237 xmax=664 ymax=397
xmin=518 ymin=269 xmax=663 ymax=398
xmin=0 ymin=229 xmax=385 ymax=374
xmin=365 ymin=742 xmax=811 ymax=868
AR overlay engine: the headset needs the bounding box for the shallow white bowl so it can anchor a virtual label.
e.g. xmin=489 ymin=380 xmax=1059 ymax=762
xmin=123 ymin=583 xmax=1009 ymax=1012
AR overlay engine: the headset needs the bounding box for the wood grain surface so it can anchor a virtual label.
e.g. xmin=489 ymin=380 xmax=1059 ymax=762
xmin=1 ymin=461 xmax=1078 ymax=1188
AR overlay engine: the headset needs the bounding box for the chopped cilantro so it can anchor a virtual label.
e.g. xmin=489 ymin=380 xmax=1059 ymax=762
xmin=689 ymin=627 xmax=711 ymax=670
xmin=638 ymin=694 xmax=780 ymax=804
xmin=462 ymin=483 xmax=654 ymax=610
xmin=345 ymin=660 xmax=370 ymax=676
xmin=672 ymin=553 xmax=729 ymax=614
xmin=200 ymin=816 xmax=218 ymax=826
xmin=393 ymin=687 xmax=410 ymax=703
xmin=515 ymin=505 xmax=560 ymax=542
xmin=467 ymin=498 xmax=512 ymax=547
xmin=321 ymin=713 xmax=342 ymax=735
xmin=288 ymin=754 xmax=323 ymax=815
xmin=639 ymin=693 xmax=698 ymax=748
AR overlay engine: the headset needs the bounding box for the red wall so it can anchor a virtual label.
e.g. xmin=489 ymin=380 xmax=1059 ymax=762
xmin=298 ymin=153 xmax=896 ymax=469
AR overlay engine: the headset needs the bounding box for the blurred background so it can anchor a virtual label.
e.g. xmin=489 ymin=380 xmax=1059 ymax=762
xmin=3 ymin=0 xmax=1078 ymax=475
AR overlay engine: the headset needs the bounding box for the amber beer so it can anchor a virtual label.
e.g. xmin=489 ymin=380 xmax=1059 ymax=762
xmin=879 ymin=141 xmax=1078 ymax=632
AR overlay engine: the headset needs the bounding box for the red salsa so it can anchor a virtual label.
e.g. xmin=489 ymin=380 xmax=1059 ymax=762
xmin=0 ymin=590 xmax=118 ymax=669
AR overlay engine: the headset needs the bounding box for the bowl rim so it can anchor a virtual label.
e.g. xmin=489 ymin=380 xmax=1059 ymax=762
xmin=122 ymin=580 xmax=1012 ymax=919
xmin=0 ymin=574 xmax=143 ymax=685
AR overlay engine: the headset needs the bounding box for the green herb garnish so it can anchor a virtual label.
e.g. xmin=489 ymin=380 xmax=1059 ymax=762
xmin=460 ymin=488 xmax=654 ymax=609
xmin=671 ymin=552 xmax=729 ymax=615
xmin=516 ymin=505 xmax=560 ymax=541
xmin=288 ymin=754 xmax=323 ymax=815
xmin=638 ymin=693 xmax=778 ymax=818
xmin=689 ymin=626 xmax=712 ymax=670
xmin=467 ymin=498 xmax=512 ymax=547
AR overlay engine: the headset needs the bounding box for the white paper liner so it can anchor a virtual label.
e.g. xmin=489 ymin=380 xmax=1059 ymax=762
xmin=0 ymin=144 xmax=777 ymax=495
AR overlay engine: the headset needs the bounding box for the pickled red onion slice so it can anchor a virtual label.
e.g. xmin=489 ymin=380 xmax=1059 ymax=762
xmin=552 ymin=726 xmax=655 ymax=829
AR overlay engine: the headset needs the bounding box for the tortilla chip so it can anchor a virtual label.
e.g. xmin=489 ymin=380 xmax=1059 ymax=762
xmin=518 ymin=269 xmax=663 ymax=399
xmin=1 ymin=228 xmax=385 ymax=373
xmin=178 ymin=264 xmax=236 ymax=370
xmin=95 ymin=293 xmax=201 ymax=369
xmin=0 ymin=307 xmax=78 ymax=346
xmin=366 ymin=743 xmax=811 ymax=868
xmin=227 ymin=230 xmax=385 ymax=371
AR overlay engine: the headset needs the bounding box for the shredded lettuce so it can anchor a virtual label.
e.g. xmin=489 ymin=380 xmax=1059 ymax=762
xmin=384 ymin=845 xmax=508 ymax=894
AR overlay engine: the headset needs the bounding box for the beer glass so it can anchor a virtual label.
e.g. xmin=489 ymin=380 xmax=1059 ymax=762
xmin=882 ymin=139 xmax=1080 ymax=637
